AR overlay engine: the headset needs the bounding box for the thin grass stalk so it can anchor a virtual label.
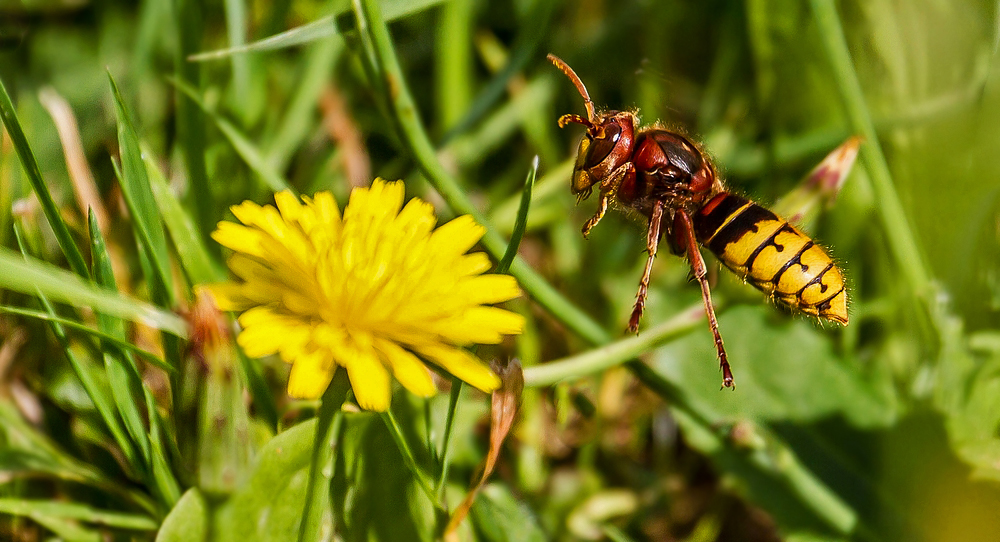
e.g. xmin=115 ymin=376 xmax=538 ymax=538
xmin=0 ymin=78 xmax=89 ymax=278
xmin=381 ymin=409 xmax=440 ymax=509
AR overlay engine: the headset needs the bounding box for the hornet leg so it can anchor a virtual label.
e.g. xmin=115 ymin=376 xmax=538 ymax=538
xmin=628 ymin=199 xmax=665 ymax=333
xmin=675 ymin=209 xmax=733 ymax=389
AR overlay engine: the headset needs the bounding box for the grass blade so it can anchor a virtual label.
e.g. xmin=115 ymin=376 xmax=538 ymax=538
xmin=808 ymin=0 xmax=934 ymax=304
xmin=169 ymin=78 xmax=292 ymax=193
xmin=0 ymin=246 xmax=187 ymax=337
xmin=0 ymin=77 xmax=89 ymax=277
xmin=0 ymin=499 xmax=158 ymax=531
xmin=144 ymin=152 xmax=223 ymax=284
xmin=108 ymin=73 xmax=175 ymax=307
xmin=0 ymin=305 xmax=171 ymax=371
xmin=88 ymin=210 xmax=155 ymax=475
xmin=496 ymin=156 xmax=536 ymax=274
xmin=189 ymin=0 xmax=447 ymax=61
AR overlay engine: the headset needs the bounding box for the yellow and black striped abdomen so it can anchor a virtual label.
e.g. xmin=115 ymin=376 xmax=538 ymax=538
xmin=693 ymin=193 xmax=848 ymax=324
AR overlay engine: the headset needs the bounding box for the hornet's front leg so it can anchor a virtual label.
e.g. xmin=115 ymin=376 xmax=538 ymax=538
xmin=627 ymin=199 xmax=665 ymax=333
xmin=581 ymin=162 xmax=635 ymax=238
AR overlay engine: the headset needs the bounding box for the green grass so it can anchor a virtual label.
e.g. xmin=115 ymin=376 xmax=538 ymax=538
xmin=0 ymin=0 xmax=999 ymax=540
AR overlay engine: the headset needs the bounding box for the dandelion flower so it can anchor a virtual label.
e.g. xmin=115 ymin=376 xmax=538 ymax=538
xmin=204 ymin=180 xmax=524 ymax=411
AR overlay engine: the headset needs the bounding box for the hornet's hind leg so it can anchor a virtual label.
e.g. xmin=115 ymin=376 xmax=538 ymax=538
xmin=674 ymin=209 xmax=733 ymax=389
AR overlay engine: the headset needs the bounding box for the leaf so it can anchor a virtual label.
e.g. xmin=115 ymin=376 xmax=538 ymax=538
xmin=332 ymin=405 xmax=438 ymax=542
xmin=650 ymin=305 xmax=896 ymax=427
xmin=215 ymin=420 xmax=319 ymax=542
xmin=156 ymin=489 xmax=208 ymax=542
xmin=468 ymin=484 xmax=546 ymax=542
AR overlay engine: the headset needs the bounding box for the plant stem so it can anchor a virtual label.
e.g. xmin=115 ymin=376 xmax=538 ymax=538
xmin=523 ymin=302 xmax=704 ymax=387
xmin=298 ymin=370 xmax=350 ymax=542
xmin=434 ymin=380 xmax=463 ymax=500
xmin=381 ymin=410 xmax=441 ymax=510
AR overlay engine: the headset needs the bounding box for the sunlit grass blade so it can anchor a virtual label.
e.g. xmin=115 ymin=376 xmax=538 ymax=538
xmin=108 ymin=73 xmax=175 ymax=307
xmin=0 ymin=305 xmax=170 ymax=371
xmin=169 ymin=77 xmax=292 ymax=193
xmin=190 ymin=16 xmax=336 ymax=61
xmin=0 ymin=499 xmax=158 ymax=531
xmin=808 ymin=0 xmax=933 ymax=306
xmin=496 ymin=156 xmax=537 ymax=274
xmin=0 ymin=77 xmax=89 ymax=277
xmin=189 ymin=0 xmax=447 ymax=61
xmin=488 ymin=158 xmax=573 ymax=231
xmin=0 ymin=246 xmax=187 ymax=337
xmin=145 ymin=152 xmax=223 ymax=284
xmin=12 ymin=222 xmax=145 ymax=483
xmin=89 ymin=210 xmax=155 ymax=475
xmin=433 ymin=158 xmax=534 ymax=501
xmin=89 ymin=211 xmax=182 ymax=511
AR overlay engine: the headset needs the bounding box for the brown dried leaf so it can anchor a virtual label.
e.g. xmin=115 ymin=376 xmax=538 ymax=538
xmin=444 ymin=358 xmax=523 ymax=539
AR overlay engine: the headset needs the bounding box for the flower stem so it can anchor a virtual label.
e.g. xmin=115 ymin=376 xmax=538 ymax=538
xmin=434 ymin=379 xmax=463 ymax=500
xmin=381 ymin=409 xmax=442 ymax=510
xmin=297 ymin=370 xmax=350 ymax=542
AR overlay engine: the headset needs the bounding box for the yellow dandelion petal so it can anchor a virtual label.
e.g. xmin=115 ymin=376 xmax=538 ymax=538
xmin=375 ymin=339 xmax=436 ymax=398
xmin=308 ymin=191 xmax=341 ymax=225
xmin=429 ymin=215 xmax=486 ymax=255
xmin=236 ymin=307 xmax=305 ymax=358
xmin=228 ymin=200 xmax=265 ymax=227
xmin=227 ymin=254 xmax=274 ymax=283
xmin=433 ymin=307 xmax=526 ymax=344
xmin=206 ymin=182 xmax=522 ymax=408
xmin=274 ymin=190 xmax=304 ymax=224
xmin=417 ymin=344 xmax=500 ymax=393
xmin=287 ymin=349 xmax=335 ymax=399
xmin=200 ymin=283 xmax=254 ymax=311
xmin=211 ymin=222 xmax=267 ymax=258
xmin=345 ymin=345 xmax=392 ymax=411
xmin=455 ymin=275 xmax=522 ymax=305
xmin=454 ymin=253 xmax=492 ymax=277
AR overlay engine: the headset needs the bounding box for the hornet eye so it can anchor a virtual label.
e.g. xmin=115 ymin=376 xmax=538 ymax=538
xmin=582 ymin=123 xmax=622 ymax=170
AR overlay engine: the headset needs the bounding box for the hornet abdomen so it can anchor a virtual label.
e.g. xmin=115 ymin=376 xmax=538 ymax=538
xmin=693 ymin=193 xmax=848 ymax=325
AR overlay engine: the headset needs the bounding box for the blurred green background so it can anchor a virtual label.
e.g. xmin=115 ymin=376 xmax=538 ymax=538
xmin=0 ymin=0 xmax=999 ymax=540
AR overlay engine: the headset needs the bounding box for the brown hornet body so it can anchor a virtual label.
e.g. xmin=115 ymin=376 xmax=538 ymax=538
xmin=548 ymin=54 xmax=847 ymax=388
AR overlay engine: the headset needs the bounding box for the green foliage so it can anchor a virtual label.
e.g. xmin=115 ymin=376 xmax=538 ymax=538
xmin=0 ymin=0 xmax=998 ymax=540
